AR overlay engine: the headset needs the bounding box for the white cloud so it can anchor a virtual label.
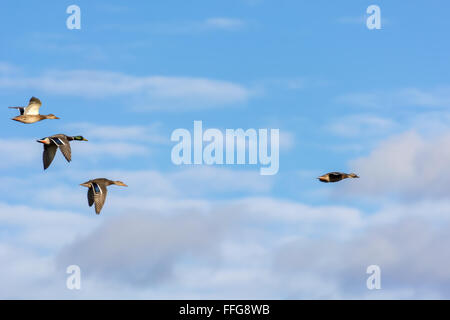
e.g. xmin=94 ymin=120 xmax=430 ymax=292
xmin=337 ymin=86 xmax=450 ymax=109
xmin=0 ymin=133 xmax=150 ymax=170
xmin=0 ymin=203 xmax=97 ymax=250
xmin=340 ymin=130 xmax=450 ymax=199
xmin=327 ymin=114 xmax=396 ymax=138
xmin=57 ymin=211 xmax=225 ymax=286
xmin=52 ymin=122 xmax=168 ymax=162
xmin=0 ymin=139 xmax=40 ymax=168
xmin=75 ymin=142 xmax=150 ymax=159
xmin=102 ymin=17 xmax=246 ymax=35
xmin=5 ymin=126 xmax=450 ymax=298
xmin=4 ymin=181 xmax=450 ymax=298
xmin=67 ymin=122 xmax=168 ymax=144
xmin=337 ymin=16 xmax=366 ymax=25
xmin=167 ymin=167 xmax=274 ymax=195
xmin=0 ymin=65 xmax=251 ymax=111
xmin=0 ymin=62 xmax=18 ymax=74
xmin=50 ymin=197 xmax=450 ymax=298
xmin=85 ymin=167 xmax=274 ymax=199
xmin=205 ymin=18 xmax=245 ymax=30
xmin=337 ymin=16 xmax=390 ymax=27
xmin=52 ymin=196 xmax=363 ymax=293
xmin=1 ymin=166 xmax=274 ymax=216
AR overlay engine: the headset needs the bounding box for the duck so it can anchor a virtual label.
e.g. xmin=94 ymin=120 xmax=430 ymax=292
xmin=37 ymin=134 xmax=88 ymax=170
xmin=317 ymin=172 xmax=359 ymax=183
xmin=80 ymin=178 xmax=128 ymax=214
xmin=9 ymin=97 xmax=59 ymax=124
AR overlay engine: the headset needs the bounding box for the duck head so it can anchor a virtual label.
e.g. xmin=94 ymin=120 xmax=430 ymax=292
xmin=80 ymin=181 xmax=92 ymax=188
xmin=73 ymin=136 xmax=88 ymax=141
xmin=114 ymin=181 xmax=128 ymax=187
xmin=45 ymin=114 xmax=60 ymax=120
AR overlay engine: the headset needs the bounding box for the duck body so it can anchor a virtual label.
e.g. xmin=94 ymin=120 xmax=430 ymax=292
xmin=318 ymin=172 xmax=359 ymax=183
xmin=37 ymin=134 xmax=88 ymax=170
xmin=12 ymin=114 xmax=59 ymax=124
xmin=9 ymin=97 xmax=59 ymax=124
xmin=80 ymin=178 xmax=128 ymax=214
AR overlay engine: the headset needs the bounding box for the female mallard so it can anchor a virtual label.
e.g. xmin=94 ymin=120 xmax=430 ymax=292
xmin=80 ymin=178 xmax=128 ymax=214
xmin=318 ymin=172 xmax=359 ymax=183
xmin=37 ymin=134 xmax=88 ymax=170
xmin=9 ymin=97 xmax=59 ymax=124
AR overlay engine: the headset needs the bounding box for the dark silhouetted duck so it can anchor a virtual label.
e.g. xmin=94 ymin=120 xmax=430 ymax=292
xmin=318 ymin=172 xmax=359 ymax=183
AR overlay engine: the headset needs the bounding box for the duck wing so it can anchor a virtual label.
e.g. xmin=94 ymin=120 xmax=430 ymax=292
xmin=87 ymin=187 xmax=95 ymax=207
xmin=328 ymin=172 xmax=342 ymax=178
xmin=23 ymin=97 xmax=42 ymax=115
xmin=43 ymin=144 xmax=57 ymax=170
xmin=8 ymin=107 xmax=25 ymax=115
xmin=328 ymin=172 xmax=344 ymax=182
xmin=90 ymin=182 xmax=108 ymax=215
xmin=50 ymin=136 xmax=72 ymax=163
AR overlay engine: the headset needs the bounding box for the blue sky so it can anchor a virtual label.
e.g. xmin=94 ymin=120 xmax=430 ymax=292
xmin=1 ymin=0 xmax=450 ymax=299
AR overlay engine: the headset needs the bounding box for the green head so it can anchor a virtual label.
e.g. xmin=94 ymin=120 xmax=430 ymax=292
xmin=73 ymin=136 xmax=88 ymax=141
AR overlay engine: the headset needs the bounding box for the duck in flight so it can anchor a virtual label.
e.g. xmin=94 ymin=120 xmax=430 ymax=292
xmin=37 ymin=134 xmax=88 ymax=170
xmin=318 ymin=172 xmax=359 ymax=183
xmin=9 ymin=97 xmax=59 ymax=124
xmin=80 ymin=178 xmax=128 ymax=214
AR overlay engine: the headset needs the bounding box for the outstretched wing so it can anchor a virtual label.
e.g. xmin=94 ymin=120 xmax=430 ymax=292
xmin=50 ymin=136 xmax=72 ymax=163
xmin=87 ymin=187 xmax=95 ymax=207
xmin=43 ymin=144 xmax=57 ymax=170
xmin=8 ymin=107 xmax=25 ymax=115
xmin=328 ymin=172 xmax=342 ymax=179
xmin=327 ymin=172 xmax=344 ymax=182
xmin=23 ymin=97 xmax=42 ymax=115
xmin=91 ymin=182 xmax=108 ymax=215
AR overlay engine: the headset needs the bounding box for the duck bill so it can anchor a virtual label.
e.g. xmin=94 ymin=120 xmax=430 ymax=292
xmin=82 ymin=138 xmax=88 ymax=141
xmin=36 ymin=139 xmax=47 ymax=144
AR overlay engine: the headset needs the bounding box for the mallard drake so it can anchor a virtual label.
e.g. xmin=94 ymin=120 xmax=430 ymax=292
xmin=9 ymin=97 xmax=59 ymax=124
xmin=318 ymin=172 xmax=359 ymax=183
xmin=37 ymin=134 xmax=88 ymax=170
xmin=80 ymin=178 xmax=128 ymax=214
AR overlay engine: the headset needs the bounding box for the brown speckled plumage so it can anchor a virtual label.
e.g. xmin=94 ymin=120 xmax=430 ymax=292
xmin=9 ymin=97 xmax=59 ymax=124
xmin=80 ymin=178 xmax=128 ymax=214
xmin=37 ymin=134 xmax=88 ymax=170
